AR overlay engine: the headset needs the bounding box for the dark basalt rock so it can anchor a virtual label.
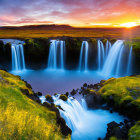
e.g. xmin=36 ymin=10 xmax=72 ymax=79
xmin=57 ymin=117 xmax=72 ymax=136
xmin=36 ymin=92 xmax=42 ymax=96
xmin=43 ymin=102 xmax=51 ymax=108
xmin=71 ymin=89 xmax=77 ymax=96
xmin=22 ymin=79 xmax=32 ymax=89
xmin=104 ymin=120 xmax=136 ymax=140
xmin=43 ymin=102 xmax=72 ymax=136
xmin=85 ymin=92 xmax=104 ymax=109
xmin=45 ymin=94 xmax=54 ymax=103
xmin=20 ymin=88 xmax=41 ymax=103
xmin=93 ymin=83 xmax=100 ymax=89
xmin=54 ymin=93 xmax=58 ymax=96
xmin=88 ymin=84 xmax=94 ymax=89
xmin=57 ymin=105 xmax=65 ymax=111
xmin=83 ymin=83 xmax=88 ymax=87
xmin=65 ymin=92 xmax=69 ymax=97
xmin=21 ymin=88 xmax=30 ymax=96
xmin=59 ymin=94 xmax=68 ymax=101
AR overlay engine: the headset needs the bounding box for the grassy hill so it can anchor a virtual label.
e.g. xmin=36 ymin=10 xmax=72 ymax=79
xmin=0 ymin=70 xmax=70 ymax=140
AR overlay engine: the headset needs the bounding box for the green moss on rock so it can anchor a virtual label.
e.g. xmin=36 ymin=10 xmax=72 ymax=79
xmin=129 ymin=121 xmax=140 ymax=140
xmin=59 ymin=94 xmax=68 ymax=101
xmin=98 ymin=75 xmax=140 ymax=119
xmin=45 ymin=94 xmax=54 ymax=103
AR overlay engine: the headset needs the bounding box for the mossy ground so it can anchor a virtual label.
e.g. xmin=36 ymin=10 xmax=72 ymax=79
xmin=98 ymin=76 xmax=140 ymax=108
xmin=98 ymin=75 xmax=140 ymax=139
xmin=0 ymin=70 xmax=70 ymax=140
xmin=129 ymin=121 xmax=140 ymax=140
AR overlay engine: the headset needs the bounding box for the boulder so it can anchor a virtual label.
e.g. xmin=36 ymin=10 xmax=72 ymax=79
xmin=71 ymin=89 xmax=77 ymax=96
xmin=65 ymin=92 xmax=69 ymax=97
xmin=45 ymin=94 xmax=54 ymax=103
xmin=83 ymin=83 xmax=88 ymax=87
xmin=85 ymin=92 xmax=103 ymax=108
xmin=59 ymin=94 xmax=68 ymax=101
xmin=36 ymin=92 xmax=42 ymax=96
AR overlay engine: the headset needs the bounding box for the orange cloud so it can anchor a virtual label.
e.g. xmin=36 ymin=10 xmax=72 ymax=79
xmin=0 ymin=0 xmax=140 ymax=27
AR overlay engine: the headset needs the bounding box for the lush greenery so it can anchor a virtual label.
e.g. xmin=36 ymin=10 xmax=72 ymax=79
xmin=125 ymin=38 xmax=140 ymax=68
xmin=0 ymin=70 xmax=70 ymax=140
xmin=129 ymin=121 xmax=140 ymax=140
xmin=98 ymin=76 xmax=140 ymax=109
xmin=98 ymin=75 xmax=140 ymax=139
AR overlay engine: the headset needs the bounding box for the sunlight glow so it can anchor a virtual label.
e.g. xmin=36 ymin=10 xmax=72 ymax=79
xmin=118 ymin=22 xmax=138 ymax=28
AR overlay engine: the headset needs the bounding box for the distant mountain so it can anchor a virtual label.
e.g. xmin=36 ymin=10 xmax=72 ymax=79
xmin=0 ymin=24 xmax=73 ymax=30
xmin=1 ymin=24 xmax=140 ymax=30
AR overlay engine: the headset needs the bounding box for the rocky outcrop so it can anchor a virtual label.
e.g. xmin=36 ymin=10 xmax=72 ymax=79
xmin=59 ymin=94 xmax=68 ymax=101
xmin=104 ymin=120 xmax=136 ymax=140
xmin=20 ymin=88 xmax=41 ymax=103
xmin=85 ymin=92 xmax=104 ymax=109
xmin=43 ymin=102 xmax=72 ymax=136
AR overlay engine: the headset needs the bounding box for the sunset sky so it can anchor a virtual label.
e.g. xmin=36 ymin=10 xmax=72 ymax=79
xmin=0 ymin=0 xmax=140 ymax=27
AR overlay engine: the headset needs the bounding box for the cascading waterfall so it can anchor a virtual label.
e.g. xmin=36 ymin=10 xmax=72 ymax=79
xmin=105 ymin=40 xmax=111 ymax=58
xmin=11 ymin=44 xmax=25 ymax=71
xmin=47 ymin=40 xmax=65 ymax=70
xmin=48 ymin=40 xmax=58 ymax=69
xmin=126 ymin=46 xmax=133 ymax=75
xmin=115 ymin=45 xmax=124 ymax=76
xmin=101 ymin=40 xmax=124 ymax=77
xmin=40 ymin=95 xmax=124 ymax=140
xmin=97 ymin=40 xmax=106 ymax=71
xmin=97 ymin=40 xmax=133 ymax=77
xmin=79 ymin=41 xmax=89 ymax=71
xmin=60 ymin=41 xmax=65 ymax=69
xmin=98 ymin=40 xmax=101 ymax=71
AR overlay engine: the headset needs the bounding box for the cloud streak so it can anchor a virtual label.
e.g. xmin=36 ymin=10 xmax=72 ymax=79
xmin=0 ymin=0 xmax=140 ymax=27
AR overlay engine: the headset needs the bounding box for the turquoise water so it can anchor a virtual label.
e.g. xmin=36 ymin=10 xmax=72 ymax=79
xmin=11 ymin=69 xmax=105 ymax=95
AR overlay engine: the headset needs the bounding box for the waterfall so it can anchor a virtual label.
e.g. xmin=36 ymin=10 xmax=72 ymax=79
xmin=48 ymin=40 xmax=65 ymax=70
xmin=105 ymin=40 xmax=111 ymax=57
xmin=11 ymin=44 xmax=25 ymax=71
xmin=48 ymin=40 xmax=58 ymax=70
xmin=60 ymin=41 xmax=65 ymax=69
xmin=101 ymin=40 xmax=124 ymax=77
xmin=97 ymin=40 xmax=105 ymax=71
xmin=115 ymin=45 xmax=124 ymax=76
xmin=40 ymin=95 xmax=124 ymax=140
xmin=126 ymin=46 xmax=133 ymax=75
xmin=98 ymin=40 xmax=101 ymax=71
xmin=100 ymin=41 xmax=105 ymax=64
xmin=105 ymin=40 xmax=109 ymax=58
xmin=79 ymin=41 xmax=89 ymax=71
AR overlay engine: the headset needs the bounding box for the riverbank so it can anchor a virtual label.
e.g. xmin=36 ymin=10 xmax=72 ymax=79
xmin=0 ymin=70 xmax=71 ymax=139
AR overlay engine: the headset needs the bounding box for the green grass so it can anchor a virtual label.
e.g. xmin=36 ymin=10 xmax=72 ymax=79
xmin=98 ymin=75 xmax=140 ymax=140
xmin=0 ymin=70 xmax=70 ymax=140
xmin=129 ymin=121 xmax=140 ymax=140
xmin=98 ymin=76 xmax=140 ymax=107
